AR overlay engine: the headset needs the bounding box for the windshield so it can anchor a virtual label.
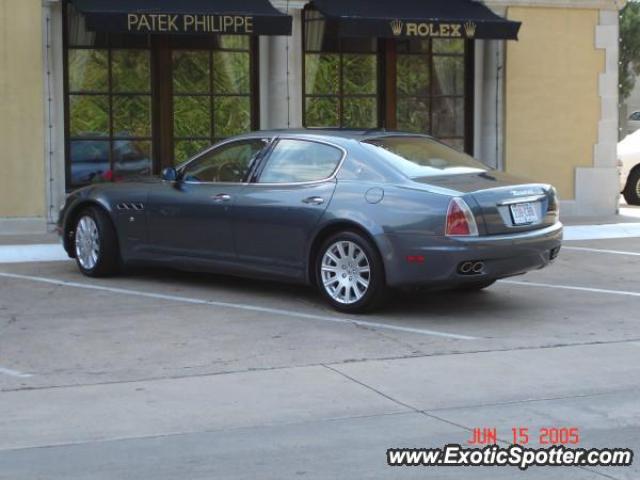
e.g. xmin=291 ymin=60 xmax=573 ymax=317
xmin=363 ymin=136 xmax=488 ymax=178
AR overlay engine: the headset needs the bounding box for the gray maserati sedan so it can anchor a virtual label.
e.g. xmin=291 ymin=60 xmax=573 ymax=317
xmin=58 ymin=129 xmax=562 ymax=312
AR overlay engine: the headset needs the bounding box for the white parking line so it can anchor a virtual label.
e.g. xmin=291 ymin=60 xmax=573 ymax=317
xmin=500 ymin=279 xmax=640 ymax=298
xmin=0 ymin=244 xmax=68 ymax=264
xmin=563 ymin=223 xmax=640 ymax=240
xmin=0 ymin=367 xmax=32 ymax=378
xmin=562 ymin=246 xmax=640 ymax=256
xmin=0 ymin=272 xmax=477 ymax=341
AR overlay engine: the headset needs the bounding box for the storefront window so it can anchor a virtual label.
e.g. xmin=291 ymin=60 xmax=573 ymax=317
xmin=64 ymin=3 xmax=256 ymax=189
xmin=303 ymin=10 xmax=380 ymax=129
xmin=302 ymin=8 xmax=470 ymax=152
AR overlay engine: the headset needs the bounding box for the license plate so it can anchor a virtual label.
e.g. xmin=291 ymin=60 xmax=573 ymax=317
xmin=510 ymin=202 xmax=538 ymax=225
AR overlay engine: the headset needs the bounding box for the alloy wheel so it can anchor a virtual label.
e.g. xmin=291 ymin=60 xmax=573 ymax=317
xmin=320 ymin=240 xmax=371 ymax=305
xmin=75 ymin=216 xmax=100 ymax=270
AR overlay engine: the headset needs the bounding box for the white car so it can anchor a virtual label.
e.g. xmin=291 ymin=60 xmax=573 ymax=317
xmin=618 ymin=130 xmax=640 ymax=205
xmin=628 ymin=111 xmax=640 ymax=135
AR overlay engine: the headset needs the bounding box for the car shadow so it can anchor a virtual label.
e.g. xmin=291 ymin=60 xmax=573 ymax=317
xmin=121 ymin=266 xmax=535 ymax=325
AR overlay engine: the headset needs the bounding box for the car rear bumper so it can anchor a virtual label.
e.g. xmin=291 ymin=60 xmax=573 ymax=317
xmin=382 ymin=222 xmax=563 ymax=288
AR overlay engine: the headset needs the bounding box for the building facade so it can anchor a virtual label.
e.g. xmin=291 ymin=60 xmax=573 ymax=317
xmin=0 ymin=0 xmax=625 ymax=234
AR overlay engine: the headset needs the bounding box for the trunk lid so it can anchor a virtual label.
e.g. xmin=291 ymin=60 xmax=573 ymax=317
xmin=412 ymin=171 xmax=559 ymax=235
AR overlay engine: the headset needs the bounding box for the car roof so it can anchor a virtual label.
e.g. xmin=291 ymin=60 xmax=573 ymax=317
xmin=237 ymin=128 xmax=431 ymax=143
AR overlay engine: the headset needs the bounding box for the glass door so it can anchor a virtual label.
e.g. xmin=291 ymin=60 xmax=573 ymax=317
xmin=396 ymin=38 xmax=468 ymax=152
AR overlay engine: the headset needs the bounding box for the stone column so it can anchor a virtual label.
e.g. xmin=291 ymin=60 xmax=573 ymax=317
xmin=259 ymin=6 xmax=303 ymax=129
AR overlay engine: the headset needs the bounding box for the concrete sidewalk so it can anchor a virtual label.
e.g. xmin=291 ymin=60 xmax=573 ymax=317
xmin=560 ymin=205 xmax=640 ymax=226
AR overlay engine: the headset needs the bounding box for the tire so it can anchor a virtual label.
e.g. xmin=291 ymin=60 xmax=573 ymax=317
xmin=623 ymin=169 xmax=640 ymax=206
xmin=455 ymin=280 xmax=496 ymax=292
xmin=73 ymin=206 xmax=120 ymax=277
xmin=315 ymin=231 xmax=387 ymax=313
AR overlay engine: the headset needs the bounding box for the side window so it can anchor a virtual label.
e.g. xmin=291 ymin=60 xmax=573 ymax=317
xmin=182 ymin=139 xmax=267 ymax=183
xmin=258 ymin=139 xmax=343 ymax=184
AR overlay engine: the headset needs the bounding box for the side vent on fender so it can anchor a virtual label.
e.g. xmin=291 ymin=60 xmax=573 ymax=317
xmin=117 ymin=203 xmax=145 ymax=211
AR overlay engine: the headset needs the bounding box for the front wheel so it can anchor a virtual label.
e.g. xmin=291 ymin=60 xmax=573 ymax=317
xmin=623 ymin=169 xmax=640 ymax=205
xmin=316 ymin=231 xmax=387 ymax=313
xmin=74 ymin=207 xmax=120 ymax=277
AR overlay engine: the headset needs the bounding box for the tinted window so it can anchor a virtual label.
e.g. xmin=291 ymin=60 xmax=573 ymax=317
xmin=631 ymin=112 xmax=640 ymax=121
xmin=363 ymin=136 xmax=487 ymax=178
xmin=182 ymin=139 xmax=267 ymax=183
xmin=258 ymin=139 xmax=343 ymax=183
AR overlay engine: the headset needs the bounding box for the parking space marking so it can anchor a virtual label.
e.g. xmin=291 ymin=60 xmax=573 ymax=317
xmin=501 ymin=279 xmax=640 ymax=298
xmin=0 ymin=244 xmax=68 ymax=264
xmin=562 ymin=246 xmax=640 ymax=256
xmin=563 ymin=222 xmax=640 ymax=241
xmin=0 ymin=367 xmax=32 ymax=378
xmin=0 ymin=272 xmax=477 ymax=340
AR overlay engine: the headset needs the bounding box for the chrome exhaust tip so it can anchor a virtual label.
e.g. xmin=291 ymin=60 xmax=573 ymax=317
xmin=459 ymin=262 xmax=474 ymax=274
xmin=472 ymin=262 xmax=485 ymax=274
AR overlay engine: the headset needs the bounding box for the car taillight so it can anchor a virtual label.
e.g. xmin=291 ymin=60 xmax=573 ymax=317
xmin=548 ymin=187 xmax=560 ymax=218
xmin=446 ymin=198 xmax=479 ymax=237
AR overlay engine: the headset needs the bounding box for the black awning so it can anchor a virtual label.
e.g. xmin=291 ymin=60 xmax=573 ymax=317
xmin=71 ymin=0 xmax=292 ymax=36
xmin=310 ymin=0 xmax=521 ymax=40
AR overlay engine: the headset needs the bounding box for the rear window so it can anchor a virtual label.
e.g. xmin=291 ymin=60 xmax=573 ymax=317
xmin=362 ymin=136 xmax=487 ymax=178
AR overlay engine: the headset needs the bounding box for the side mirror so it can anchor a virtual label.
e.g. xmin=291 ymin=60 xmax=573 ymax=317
xmin=161 ymin=167 xmax=178 ymax=182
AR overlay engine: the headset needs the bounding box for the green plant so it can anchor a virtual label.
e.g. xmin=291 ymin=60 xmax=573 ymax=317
xmin=620 ymin=1 xmax=640 ymax=100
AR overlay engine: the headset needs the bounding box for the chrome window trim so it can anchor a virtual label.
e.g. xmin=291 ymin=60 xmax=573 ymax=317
xmin=168 ymin=135 xmax=347 ymax=187
xmin=251 ymin=137 xmax=347 ymax=187
xmin=497 ymin=194 xmax=547 ymax=206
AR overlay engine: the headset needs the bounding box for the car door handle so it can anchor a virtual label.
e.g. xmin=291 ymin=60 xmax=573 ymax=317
xmin=212 ymin=193 xmax=231 ymax=202
xmin=302 ymin=196 xmax=325 ymax=205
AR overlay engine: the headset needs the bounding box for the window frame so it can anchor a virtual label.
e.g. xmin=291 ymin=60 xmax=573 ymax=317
xmin=253 ymin=137 xmax=347 ymax=186
xmin=300 ymin=5 xmax=475 ymax=155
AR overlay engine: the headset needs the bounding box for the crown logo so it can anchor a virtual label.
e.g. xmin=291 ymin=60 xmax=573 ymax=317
xmin=390 ymin=19 xmax=404 ymax=36
xmin=464 ymin=21 xmax=477 ymax=38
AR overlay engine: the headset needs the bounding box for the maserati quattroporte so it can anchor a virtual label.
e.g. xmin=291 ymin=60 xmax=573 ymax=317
xmin=58 ymin=130 xmax=562 ymax=312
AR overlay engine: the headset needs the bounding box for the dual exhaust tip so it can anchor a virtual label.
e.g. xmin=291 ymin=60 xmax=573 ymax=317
xmin=458 ymin=261 xmax=485 ymax=275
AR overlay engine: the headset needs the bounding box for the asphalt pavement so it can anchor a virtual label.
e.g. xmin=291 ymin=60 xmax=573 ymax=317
xmin=0 ymin=219 xmax=639 ymax=479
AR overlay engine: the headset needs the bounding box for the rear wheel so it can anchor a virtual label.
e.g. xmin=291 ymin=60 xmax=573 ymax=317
xmin=623 ymin=169 xmax=640 ymax=205
xmin=74 ymin=207 xmax=119 ymax=277
xmin=316 ymin=231 xmax=386 ymax=313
